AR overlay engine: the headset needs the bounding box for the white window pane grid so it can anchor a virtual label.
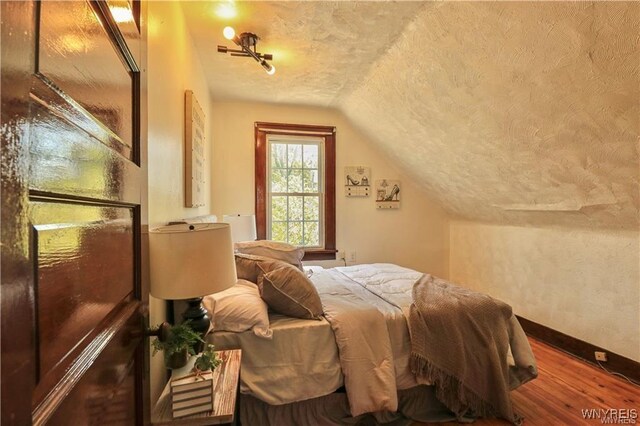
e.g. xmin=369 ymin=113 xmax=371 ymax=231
xmin=267 ymin=138 xmax=323 ymax=248
xmin=270 ymin=194 xmax=321 ymax=246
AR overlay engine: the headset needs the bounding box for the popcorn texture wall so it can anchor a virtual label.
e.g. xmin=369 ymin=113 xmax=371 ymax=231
xmin=450 ymin=223 xmax=639 ymax=361
xmin=341 ymin=2 xmax=639 ymax=230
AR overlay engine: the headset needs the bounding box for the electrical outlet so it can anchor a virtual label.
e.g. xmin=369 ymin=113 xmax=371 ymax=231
xmin=595 ymin=351 xmax=608 ymax=362
xmin=348 ymin=251 xmax=357 ymax=263
xmin=338 ymin=251 xmax=346 ymax=261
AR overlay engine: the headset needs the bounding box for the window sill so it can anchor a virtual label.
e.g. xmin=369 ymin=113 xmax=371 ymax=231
xmin=302 ymin=249 xmax=338 ymax=261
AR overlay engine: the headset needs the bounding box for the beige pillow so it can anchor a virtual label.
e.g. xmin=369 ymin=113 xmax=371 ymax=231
xmin=258 ymin=266 xmax=323 ymax=320
xmin=202 ymin=279 xmax=272 ymax=339
xmin=235 ymin=240 xmax=304 ymax=270
xmin=235 ymin=253 xmax=295 ymax=284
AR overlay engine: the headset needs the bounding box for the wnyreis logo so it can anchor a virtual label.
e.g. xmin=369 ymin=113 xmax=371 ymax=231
xmin=582 ymin=408 xmax=638 ymax=424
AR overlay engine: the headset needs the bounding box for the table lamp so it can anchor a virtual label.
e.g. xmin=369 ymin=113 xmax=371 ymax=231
xmin=222 ymin=214 xmax=257 ymax=243
xmin=149 ymin=223 xmax=237 ymax=345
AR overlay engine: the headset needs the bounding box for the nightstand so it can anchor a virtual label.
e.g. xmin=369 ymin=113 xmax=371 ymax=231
xmin=152 ymin=349 xmax=242 ymax=425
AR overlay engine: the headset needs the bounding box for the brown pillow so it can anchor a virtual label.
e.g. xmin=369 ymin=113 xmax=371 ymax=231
xmin=235 ymin=240 xmax=305 ymax=270
xmin=235 ymin=253 xmax=295 ymax=284
xmin=258 ymin=266 xmax=323 ymax=320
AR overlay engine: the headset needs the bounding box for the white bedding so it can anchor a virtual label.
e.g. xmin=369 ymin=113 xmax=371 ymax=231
xmin=334 ymin=263 xmax=421 ymax=308
xmin=313 ymin=267 xmax=418 ymax=390
xmin=209 ymin=266 xmax=419 ymax=409
xmin=209 ymin=313 xmax=342 ymax=405
xmin=211 ymin=263 xmax=536 ymax=418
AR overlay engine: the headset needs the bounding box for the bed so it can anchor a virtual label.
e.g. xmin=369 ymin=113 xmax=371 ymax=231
xmin=200 ymin=257 xmax=538 ymax=426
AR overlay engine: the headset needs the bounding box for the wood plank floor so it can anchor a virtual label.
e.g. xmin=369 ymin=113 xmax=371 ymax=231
xmin=415 ymin=337 xmax=639 ymax=425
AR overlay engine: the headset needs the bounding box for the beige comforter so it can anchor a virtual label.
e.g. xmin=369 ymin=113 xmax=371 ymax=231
xmin=313 ymin=271 xmax=398 ymax=416
xmin=321 ymin=264 xmax=537 ymax=419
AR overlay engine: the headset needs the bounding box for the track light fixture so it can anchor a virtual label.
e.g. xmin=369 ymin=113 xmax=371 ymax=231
xmin=217 ymin=26 xmax=276 ymax=75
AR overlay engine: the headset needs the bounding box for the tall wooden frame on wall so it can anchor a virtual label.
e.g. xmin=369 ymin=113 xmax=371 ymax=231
xmin=185 ymin=90 xmax=205 ymax=207
xmin=255 ymin=122 xmax=337 ymax=261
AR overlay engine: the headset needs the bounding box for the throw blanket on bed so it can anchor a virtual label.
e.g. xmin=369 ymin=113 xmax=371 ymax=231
xmin=408 ymin=274 xmax=520 ymax=424
xmin=336 ymin=264 xmax=537 ymax=424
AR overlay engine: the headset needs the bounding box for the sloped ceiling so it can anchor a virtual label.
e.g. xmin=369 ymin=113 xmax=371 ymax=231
xmin=184 ymin=1 xmax=639 ymax=229
xmin=341 ymin=2 xmax=639 ymax=229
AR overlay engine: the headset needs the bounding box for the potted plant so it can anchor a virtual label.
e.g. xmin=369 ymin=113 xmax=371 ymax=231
xmin=193 ymin=344 xmax=222 ymax=374
xmin=151 ymin=321 xmax=204 ymax=369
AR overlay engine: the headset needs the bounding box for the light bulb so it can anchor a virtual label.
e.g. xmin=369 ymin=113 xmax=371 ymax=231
xmin=223 ymin=26 xmax=235 ymax=40
xmin=260 ymin=60 xmax=275 ymax=75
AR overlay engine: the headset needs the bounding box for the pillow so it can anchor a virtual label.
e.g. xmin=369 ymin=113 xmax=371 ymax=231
xmin=235 ymin=253 xmax=296 ymax=284
xmin=202 ymin=279 xmax=272 ymax=339
xmin=258 ymin=266 xmax=323 ymax=320
xmin=235 ymin=240 xmax=304 ymax=270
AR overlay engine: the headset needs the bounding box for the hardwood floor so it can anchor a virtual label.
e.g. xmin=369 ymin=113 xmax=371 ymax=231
xmin=415 ymin=337 xmax=640 ymax=425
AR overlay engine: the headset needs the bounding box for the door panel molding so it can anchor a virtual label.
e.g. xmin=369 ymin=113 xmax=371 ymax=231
xmin=31 ymin=74 xmax=132 ymax=160
xmin=93 ymin=0 xmax=141 ymax=73
xmin=38 ymin=0 xmax=135 ymax=150
xmin=32 ymin=202 xmax=135 ymax=383
xmin=32 ymin=301 xmax=140 ymax=425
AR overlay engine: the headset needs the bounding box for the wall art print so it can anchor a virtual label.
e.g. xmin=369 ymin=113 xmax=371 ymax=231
xmin=185 ymin=90 xmax=205 ymax=207
xmin=375 ymin=179 xmax=400 ymax=209
xmin=344 ymin=166 xmax=371 ymax=197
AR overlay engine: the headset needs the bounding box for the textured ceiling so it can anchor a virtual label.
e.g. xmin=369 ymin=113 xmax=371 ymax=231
xmin=341 ymin=2 xmax=639 ymax=229
xmin=181 ymin=1 xmax=425 ymax=106
xmin=184 ymin=1 xmax=639 ymax=229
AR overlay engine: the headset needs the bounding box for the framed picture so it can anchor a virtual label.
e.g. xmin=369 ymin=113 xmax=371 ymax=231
xmin=375 ymin=179 xmax=401 ymax=209
xmin=185 ymin=90 xmax=205 ymax=207
xmin=344 ymin=166 xmax=371 ymax=197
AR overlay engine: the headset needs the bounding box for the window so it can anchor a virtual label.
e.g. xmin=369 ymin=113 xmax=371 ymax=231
xmin=268 ymin=138 xmax=323 ymax=246
xmin=255 ymin=122 xmax=336 ymax=260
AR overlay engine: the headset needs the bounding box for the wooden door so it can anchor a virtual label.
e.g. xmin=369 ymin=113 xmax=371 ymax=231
xmin=1 ymin=1 xmax=148 ymax=424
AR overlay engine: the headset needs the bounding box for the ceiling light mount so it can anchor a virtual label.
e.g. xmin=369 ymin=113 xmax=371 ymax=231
xmin=218 ymin=27 xmax=276 ymax=75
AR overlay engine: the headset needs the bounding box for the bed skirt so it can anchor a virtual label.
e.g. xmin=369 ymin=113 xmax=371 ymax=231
xmin=240 ymin=385 xmax=465 ymax=426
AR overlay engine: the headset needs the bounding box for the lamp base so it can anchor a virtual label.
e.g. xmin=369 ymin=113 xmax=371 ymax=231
xmin=182 ymin=297 xmax=210 ymax=353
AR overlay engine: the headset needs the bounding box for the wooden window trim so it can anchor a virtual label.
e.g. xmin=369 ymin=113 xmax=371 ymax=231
xmin=255 ymin=122 xmax=336 ymax=261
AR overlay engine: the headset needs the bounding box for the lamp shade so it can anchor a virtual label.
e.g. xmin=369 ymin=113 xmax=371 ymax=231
xmin=222 ymin=214 xmax=257 ymax=243
xmin=149 ymin=223 xmax=237 ymax=300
